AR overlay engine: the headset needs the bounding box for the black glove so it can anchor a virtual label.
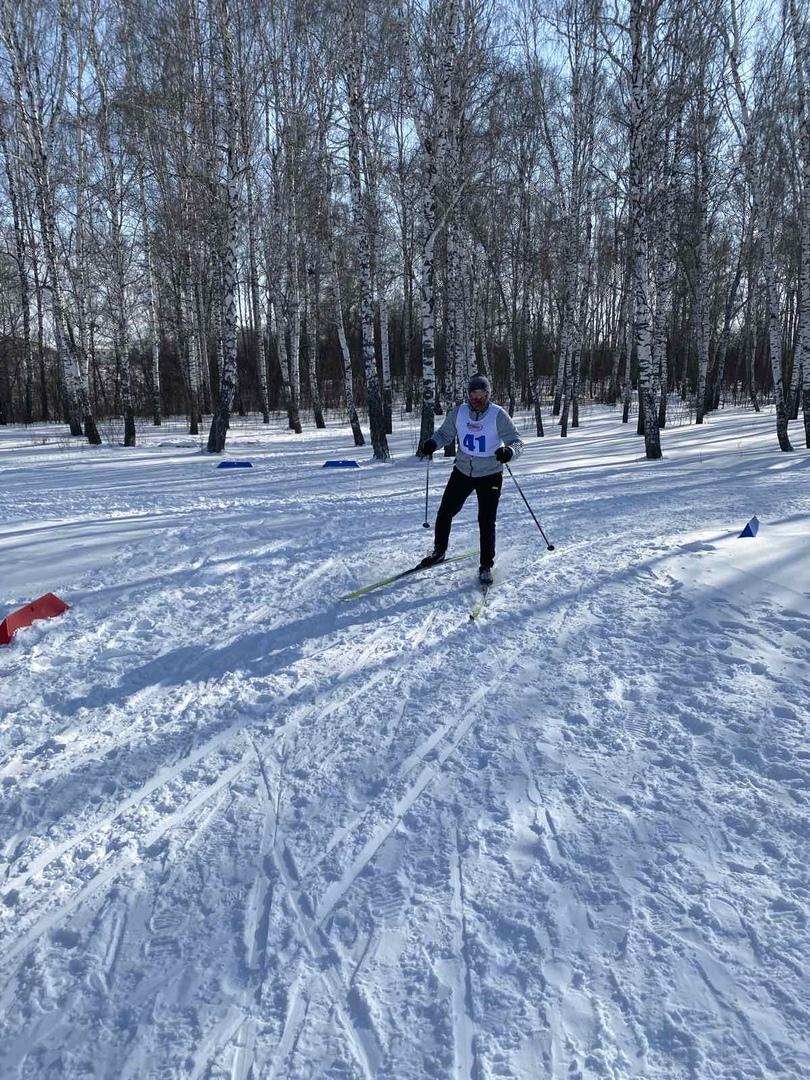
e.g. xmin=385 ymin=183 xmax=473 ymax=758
xmin=420 ymin=438 xmax=437 ymax=456
xmin=495 ymin=445 xmax=513 ymax=463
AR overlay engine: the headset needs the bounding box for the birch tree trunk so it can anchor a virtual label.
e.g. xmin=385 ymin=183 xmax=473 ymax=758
xmin=695 ymin=159 xmax=710 ymax=424
xmin=288 ymin=234 xmax=303 ymax=429
xmin=710 ymin=219 xmax=747 ymax=413
xmin=462 ymin=248 xmax=476 ymax=387
xmin=789 ymin=0 xmax=810 ymax=447
xmin=0 ymin=6 xmax=100 ymax=442
xmin=27 ymin=206 xmax=49 ymax=419
xmin=763 ymin=224 xmax=793 ymax=449
xmin=420 ymin=202 xmax=440 ymax=445
xmin=536 ymin=3 xmax=596 ymax=437
xmin=446 ymin=216 xmax=461 ymax=411
xmin=305 ymin=260 xmax=326 ymax=428
xmin=505 ymin=321 xmax=517 ymax=417
xmin=311 ymin=70 xmax=360 ymax=439
xmin=611 ymin=261 xmax=629 ymax=407
xmin=321 ymin=125 xmax=365 ymax=445
xmin=272 ymin=298 xmax=300 ymax=432
xmin=379 ymin=291 xmax=393 ymax=433
xmin=267 ymin=157 xmax=302 ymax=434
xmin=207 ymin=0 xmax=240 ymax=453
xmin=71 ymin=8 xmax=92 ymax=415
xmin=247 ymin=167 xmax=270 ymax=423
xmin=628 ymin=0 xmax=662 ymax=458
xmin=285 ymin=173 xmax=303 ymax=430
xmin=347 ymin=0 xmax=389 ymax=461
xmin=0 ymin=114 xmax=33 ymax=422
xmin=558 ymin=236 xmax=576 ymax=436
xmin=138 ymin=164 xmax=162 ymax=425
xmin=181 ymin=278 xmax=201 ymax=434
xmin=622 ymin=270 xmax=634 ymax=424
xmin=191 ymin=275 xmax=207 ymax=430
xmin=329 ymin=239 xmax=365 ymax=445
xmin=788 ymin=344 xmax=802 ymax=420
xmin=528 ymin=308 xmax=544 ymax=436
xmin=653 ymin=129 xmax=677 ymax=429
xmin=236 ymin=17 xmax=269 ymax=427
xmin=89 ymin=19 xmax=136 ymax=446
xmin=723 ymin=0 xmax=792 ymax=451
xmin=405 ymin=0 xmax=459 ymax=450
xmin=572 ymin=209 xmax=593 ymax=429
xmin=393 ymin=86 xmax=414 ymax=413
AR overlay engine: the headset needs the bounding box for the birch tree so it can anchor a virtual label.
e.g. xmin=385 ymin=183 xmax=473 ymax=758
xmin=788 ymin=0 xmax=809 ymax=447
xmin=693 ymin=84 xmax=713 ymax=425
xmin=346 ymin=0 xmax=389 ymax=460
xmin=87 ymin=2 xmax=136 ymax=445
xmin=649 ymin=0 xmax=690 ymax=431
xmin=137 ymin=159 xmax=162 ymax=426
xmin=720 ymin=0 xmax=793 ymax=451
xmin=400 ymin=0 xmax=460 ymax=450
xmin=238 ymin=17 xmax=270 ymax=426
xmin=0 ymin=0 xmax=806 ymax=441
xmin=0 ymin=108 xmax=32 ymax=421
xmin=309 ymin=25 xmax=365 ymax=444
xmin=304 ymin=259 xmax=325 ymax=428
xmin=626 ymin=0 xmax=662 ymax=458
xmin=536 ymin=0 xmax=601 ymax=438
xmin=0 ymin=0 xmax=100 ymax=442
xmin=207 ymin=0 xmax=241 ymax=453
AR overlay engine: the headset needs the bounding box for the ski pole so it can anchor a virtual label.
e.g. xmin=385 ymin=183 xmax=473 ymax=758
xmin=505 ymin=462 xmax=555 ymax=550
xmin=422 ymin=455 xmax=431 ymax=528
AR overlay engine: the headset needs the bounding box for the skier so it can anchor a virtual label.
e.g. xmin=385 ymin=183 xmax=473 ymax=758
xmin=418 ymin=374 xmax=523 ymax=586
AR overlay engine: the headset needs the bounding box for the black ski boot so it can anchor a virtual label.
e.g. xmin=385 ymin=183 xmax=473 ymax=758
xmin=418 ymin=549 xmax=447 ymax=569
xmin=479 ymin=566 xmax=493 ymax=587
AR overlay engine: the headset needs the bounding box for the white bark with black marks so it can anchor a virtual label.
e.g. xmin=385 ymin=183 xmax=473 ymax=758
xmin=207 ymin=0 xmax=241 ymax=453
xmin=88 ymin=12 xmax=135 ymax=445
xmin=0 ymin=112 xmax=33 ymax=421
xmin=346 ymin=0 xmax=389 ymax=461
xmin=0 ymin=3 xmax=99 ymax=442
xmin=788 ymin=0 xmax=809 ymax=446
xmin=628 ymin=0 xmax=662 ymax=459
xmin=379 ymin=291 xmax=393 ymax=434
xmin=138 ymin=164 xmax=161 ymax=426
xmin=722 ymin=0 xmax=792 ymax=451
xmin=329 ymin=239 xmax=365 ymax=446
xmin=305 ymin=261 xmax=325 ymax=429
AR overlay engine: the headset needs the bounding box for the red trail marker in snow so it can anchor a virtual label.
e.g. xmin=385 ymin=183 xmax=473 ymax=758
xmin=0 ymin=593 xmax=70 ymax=646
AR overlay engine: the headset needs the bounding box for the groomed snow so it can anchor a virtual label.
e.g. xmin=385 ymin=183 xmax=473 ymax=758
xmin=1 ymin=404 xmax=808 ymax=1079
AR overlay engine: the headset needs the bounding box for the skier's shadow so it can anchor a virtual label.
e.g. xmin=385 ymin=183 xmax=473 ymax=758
xmin=55 ymin=582 xmax=465 ymax=717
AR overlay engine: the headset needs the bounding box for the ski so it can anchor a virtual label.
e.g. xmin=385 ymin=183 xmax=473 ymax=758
xmin=341 ymin=551 xmax=477 ymax=601
xmin=469 ymin=586 xmax=490 ymax=621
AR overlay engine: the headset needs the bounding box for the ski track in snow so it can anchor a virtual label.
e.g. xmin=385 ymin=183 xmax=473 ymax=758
xmin=1 ymin=407 xmax=809 ymax=1079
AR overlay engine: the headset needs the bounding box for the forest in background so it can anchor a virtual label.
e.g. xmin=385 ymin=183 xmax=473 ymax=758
xmin=0 ymin=0 xmax=808 ymax=458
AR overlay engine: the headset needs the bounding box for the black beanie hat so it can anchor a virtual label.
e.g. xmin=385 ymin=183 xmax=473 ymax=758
xmin=468 ymin=374 xmax=491 ymax=394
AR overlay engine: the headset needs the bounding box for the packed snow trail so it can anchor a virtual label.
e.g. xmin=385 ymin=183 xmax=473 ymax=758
xmin=0 ymin=408 xmax=808 ymax=1079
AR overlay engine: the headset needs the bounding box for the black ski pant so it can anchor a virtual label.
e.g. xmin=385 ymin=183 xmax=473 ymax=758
xmin=434 ymin=467 xmax=503 ymax=568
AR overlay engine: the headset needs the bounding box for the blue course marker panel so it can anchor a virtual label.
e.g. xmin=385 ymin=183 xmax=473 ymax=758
xmin=218 ymin=460 xmax=253 ymax=469
xmin=738 ymin=515 xmax=759 ymax=538
xmin=323 ymin=459 xmax=360 ymax=468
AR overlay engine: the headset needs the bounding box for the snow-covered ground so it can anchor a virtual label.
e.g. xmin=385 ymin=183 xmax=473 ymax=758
xmin=1 ymin=404 xmax=808 ymax=1080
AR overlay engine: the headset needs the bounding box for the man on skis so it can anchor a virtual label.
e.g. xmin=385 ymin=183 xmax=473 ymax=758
xmin=418 ymin=374 xmax=524 ymax=586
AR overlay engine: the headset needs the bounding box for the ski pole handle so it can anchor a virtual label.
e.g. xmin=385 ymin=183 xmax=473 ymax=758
xmin=505 ymin=463 xmax=555 ymax=551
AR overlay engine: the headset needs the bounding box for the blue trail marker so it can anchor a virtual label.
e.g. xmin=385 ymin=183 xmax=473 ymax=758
xmin=323 ymin=459 xmax=360 ymax=468
xmin=217 ymin=460 xmax=253 ymax=469
xmin=738 ymin=515 xmax=759 ymax=538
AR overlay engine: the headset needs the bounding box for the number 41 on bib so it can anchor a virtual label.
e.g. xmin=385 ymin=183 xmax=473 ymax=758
xmin=463 ymin=433 xmax=487 ymax=453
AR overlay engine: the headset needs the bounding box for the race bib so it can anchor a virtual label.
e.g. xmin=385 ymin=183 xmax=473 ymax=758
xmin=455 ymin=403 xmax=502 ymax=457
